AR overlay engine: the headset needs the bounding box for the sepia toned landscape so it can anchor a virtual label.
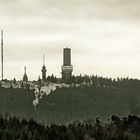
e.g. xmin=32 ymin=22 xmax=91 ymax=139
xmin=1 ymin=0 xmax=140 ymax=139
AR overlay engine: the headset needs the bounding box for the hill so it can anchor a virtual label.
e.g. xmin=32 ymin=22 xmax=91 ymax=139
xmin=0 ymin=80 xmax=140 ymax=125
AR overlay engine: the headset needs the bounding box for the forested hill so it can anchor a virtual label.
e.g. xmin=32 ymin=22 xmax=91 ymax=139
xmin=0 ymin=76 xmax=140 ymax=125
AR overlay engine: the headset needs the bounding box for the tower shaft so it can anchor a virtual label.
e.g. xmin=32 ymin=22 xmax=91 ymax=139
xmin=1 ymin=30 xmax=3 ymax=81
xmin=61 ymin=48 xmax=73 ymax=81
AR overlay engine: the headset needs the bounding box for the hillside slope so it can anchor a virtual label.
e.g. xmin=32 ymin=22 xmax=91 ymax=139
xmin=0 ymin=86 xmax=140 ymax=125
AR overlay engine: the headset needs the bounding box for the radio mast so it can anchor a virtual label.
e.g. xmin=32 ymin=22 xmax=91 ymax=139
xmin=1 ymin=30 xmax=3 ymax=81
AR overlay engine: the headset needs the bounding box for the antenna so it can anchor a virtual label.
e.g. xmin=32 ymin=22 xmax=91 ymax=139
xmin=43 ymin=54 xmax=45 ymax=66
xmin=24 ymin=66 xmax=26 ymax=74
xmin=1 ymin=30 xmax=3 ymax=81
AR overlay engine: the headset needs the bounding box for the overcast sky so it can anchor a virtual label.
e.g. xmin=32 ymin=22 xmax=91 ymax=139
xmin=0 ymin=0 xmax=140 ymax=80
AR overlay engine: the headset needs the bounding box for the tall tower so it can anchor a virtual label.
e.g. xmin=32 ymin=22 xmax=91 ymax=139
xmin=41 ymin=55 xmax=47 ymax=81
xmin=61 ymin=48 xmax=73 ymax=80
xmin=23 ymin=66 xmax=28 ymax=83
xmin=1 ymin=30 xmax=3 ymax=81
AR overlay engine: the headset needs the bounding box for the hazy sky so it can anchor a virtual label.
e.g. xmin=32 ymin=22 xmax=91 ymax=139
xmin=1 ymin=0 xmax=140 ymax=80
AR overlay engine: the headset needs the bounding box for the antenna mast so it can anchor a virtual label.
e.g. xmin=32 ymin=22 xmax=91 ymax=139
xmin=1 ymin=30 xmax=3 ymax=81
xmin=24 ymin=66 xmax=26 ymax=74
xmin=43 ymin=54 xmax=45 ymax=66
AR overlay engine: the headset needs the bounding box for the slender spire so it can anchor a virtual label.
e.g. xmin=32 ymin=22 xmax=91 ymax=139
xmin=42 ymin=54 xmax=47 ymax=81
xmin=23 ymin=66 xmax=28 ymax=83
xmin=43 ymin=54 xmax=45 ymax=66
xmin=24 ymin=66 xmax=26 ymax=74
xmin=1 ymin=30 xmax=3 ymax=81
xmin=1 ymin=30 xmax=3 ymax=46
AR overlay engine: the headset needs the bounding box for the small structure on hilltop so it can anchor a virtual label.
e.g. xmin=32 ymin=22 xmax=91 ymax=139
xmin=41 ymin=55 xmax=47 ymax=84
xmin=23 ymin=66 xmax=28 ymax=83
xmin=61 ymin=48 xmax=73 ymax=82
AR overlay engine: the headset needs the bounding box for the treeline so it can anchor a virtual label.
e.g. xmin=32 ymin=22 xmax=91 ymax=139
xmin=2 ymin=74 xmax=140 ymax=90
xmin=0 ymin=115 xmax=140 ymax=140
xmin=66 ymin=75 xmax=140 ymax=89
xmin=41 ymin=74 xmax=140 ymax=89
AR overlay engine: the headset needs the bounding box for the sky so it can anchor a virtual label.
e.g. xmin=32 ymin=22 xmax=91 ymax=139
xmin=0 ymin=0 xmax=140 ymax=80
